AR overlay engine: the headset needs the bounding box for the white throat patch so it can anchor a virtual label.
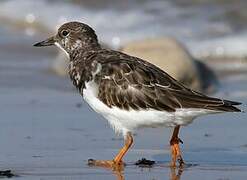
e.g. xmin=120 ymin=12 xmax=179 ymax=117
xmin=55 ymin=42 xmax=69 ymax=58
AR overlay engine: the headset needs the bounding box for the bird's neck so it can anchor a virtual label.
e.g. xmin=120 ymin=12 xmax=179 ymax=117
xmin=69 ymin=42 xmax=101 ymax=60
xmin=68 ymin=47 xmax=100 ymax=93
xmin=68 ymin=43 xmax=101 ymax=85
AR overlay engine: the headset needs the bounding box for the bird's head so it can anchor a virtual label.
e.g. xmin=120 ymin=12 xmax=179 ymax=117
xmin=34 ymin=21 xmax=99 ymax=56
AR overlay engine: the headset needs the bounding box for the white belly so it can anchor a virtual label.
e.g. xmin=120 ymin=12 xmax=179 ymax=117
xmin=83 ymin=81 xmax=216 ymax=136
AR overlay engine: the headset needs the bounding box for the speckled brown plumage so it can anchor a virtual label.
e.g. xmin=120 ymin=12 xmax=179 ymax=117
xmin=69 ymin=48 xmax=241 ymax=113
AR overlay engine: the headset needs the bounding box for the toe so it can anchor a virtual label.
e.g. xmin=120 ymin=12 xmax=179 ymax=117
xmin=87 ymin=159 xmax=125 ymax=170
xmin=88 ymin=158 xmax=96 ymax=166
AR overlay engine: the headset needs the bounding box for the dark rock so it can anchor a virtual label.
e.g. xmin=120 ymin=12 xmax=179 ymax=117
xmin=0 ymin=170 xmax=15 ymax=178
xmin=135 ymin=158 xmax=155 ymax=168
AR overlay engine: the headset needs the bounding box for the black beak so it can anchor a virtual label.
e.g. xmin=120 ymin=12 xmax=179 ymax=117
xmin=33 ymin=36 xmax=55 ymax=47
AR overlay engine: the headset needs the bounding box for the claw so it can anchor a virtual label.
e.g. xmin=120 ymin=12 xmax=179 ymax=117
xmin=87 ymin=159 xmax=124 ymax=171
xmin=88 ymin=159 xmax=96 ymax=166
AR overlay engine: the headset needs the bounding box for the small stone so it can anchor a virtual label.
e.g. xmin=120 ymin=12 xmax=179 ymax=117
xmin=76 ymin=103 xmax=82 ymax=108
xmin=0 ymin=170 xmax=15 ymax=178
xmin=135 ymin=158 xmax=155 ymax=167
xmin=25 ymin=136 xmax=32 ymax=139
xmin=204 ymin=133 xmax=212 ymax=137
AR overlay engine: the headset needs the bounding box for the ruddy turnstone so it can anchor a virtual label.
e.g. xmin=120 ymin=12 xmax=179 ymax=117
xmin=34 ymin=22 xmax=241 ymax=169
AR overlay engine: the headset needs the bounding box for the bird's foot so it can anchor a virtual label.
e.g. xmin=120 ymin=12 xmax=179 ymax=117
xmin=88 ymin=159 xmax=125 ymax=171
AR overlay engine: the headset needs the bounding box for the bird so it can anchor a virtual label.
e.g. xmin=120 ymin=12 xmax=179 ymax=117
xmin=34 ymin=21 xmax=241 ymax=169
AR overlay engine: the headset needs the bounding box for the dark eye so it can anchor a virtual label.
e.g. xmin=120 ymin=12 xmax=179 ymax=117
xmin=61 ymin=30 xmax=69 ymax=37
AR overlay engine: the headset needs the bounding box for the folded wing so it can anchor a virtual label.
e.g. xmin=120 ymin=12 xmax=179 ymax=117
xmin=94 ymin=50 xmax=241 ymax=112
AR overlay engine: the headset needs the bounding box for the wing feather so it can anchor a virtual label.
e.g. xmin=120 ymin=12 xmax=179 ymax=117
xmin=93 ymin=50 xmax=241 ymax=112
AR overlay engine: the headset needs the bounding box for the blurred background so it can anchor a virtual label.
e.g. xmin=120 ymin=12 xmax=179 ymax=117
xmin=0 ymin=0 xmax=247 ymax=179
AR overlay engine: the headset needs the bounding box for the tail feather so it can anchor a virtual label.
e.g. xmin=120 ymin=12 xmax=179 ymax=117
xmin=218 ymin=100 xmax=242 ymax=112
xmin=213 ymin=104 xmax=241 ymax=112
xmin=172 ymin=90 xmax=242 ymax=112
xmin=223 ymin=99 xmax=242 ymax=106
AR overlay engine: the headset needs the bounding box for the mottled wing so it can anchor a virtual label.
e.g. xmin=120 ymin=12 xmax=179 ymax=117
xmin=94 ymin=50 xmax=241 ymax=112
xmin=95 ymin=61 xmax=176 ymax=112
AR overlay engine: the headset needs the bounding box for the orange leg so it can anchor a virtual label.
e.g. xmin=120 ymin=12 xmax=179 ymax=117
xmin=88 ymin=132 xmax=133 ymax=171
xmin=170 ymin=126 xmax=185 ymax=167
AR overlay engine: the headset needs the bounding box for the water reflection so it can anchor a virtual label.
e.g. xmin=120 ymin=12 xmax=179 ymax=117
xmin=113 ymin=170 xmax=125 ymax=180
xmin=169 ymin=167 xmax=183 ymax=180
xmin=110 ymin=166 xmax=184 ymax=180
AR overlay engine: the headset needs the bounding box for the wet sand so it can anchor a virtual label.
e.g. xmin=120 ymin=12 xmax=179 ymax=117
xmin=0 ymin=28 xmax=247 ymax=180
